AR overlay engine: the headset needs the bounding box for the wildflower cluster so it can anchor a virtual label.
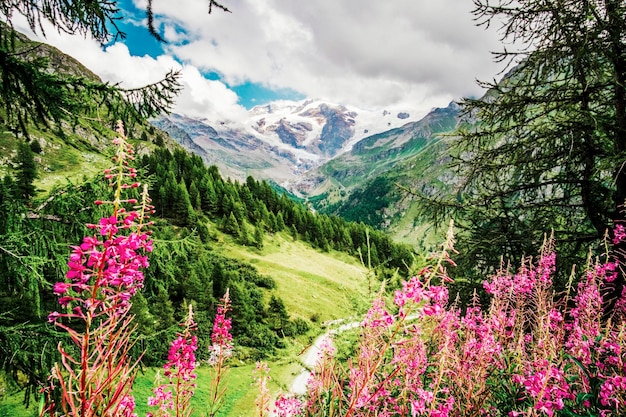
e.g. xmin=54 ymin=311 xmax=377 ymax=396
xmin=39 ymin=123 xmax=238 ymax=417
xmin=42 ymin=122 xmax=154 ymax=417
xmin=148 ymin=304 xmax=198 ymax=417
xmin=275 ymin=225 xmax=626 ymax=417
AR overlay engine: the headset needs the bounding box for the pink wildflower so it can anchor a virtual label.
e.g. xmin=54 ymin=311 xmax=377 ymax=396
xmin=148 ymin=305 xmax=197 ymax=417
xmin=209 ymin=290 xmax=234 ymax=364
xmin=253 ymin=361 xmax=272 ymax=417
xmin=410 ymin=388 xmax=434 ymax=415
xmin=53 ymin=282 xmax=71 ymax=295
xmin=514 ymin=361 xmax=572 ymax=417
xmin=613 ymin=223 xmax=626 ymax=245
xmin=99 ymin=215 xmax=119 ymax=236
xmin=163 ymin=335 xmax=198 ymax=381
xmin=147 ymin=385 xmax=174 ymax=410
xmin=274 ymin=395 xmax=303 ymax=417
xmin=117 ymin=394 xmax=137 ymax=417
xmin=394 ymin=275 xmax=428 ymax=310
xmin=363 ymin=297 xmax=394 ymax=328
xmin=599 ymin=375 xmax=626 ymax=410
xmin=42 ymin=122 xmax=153 ymax=417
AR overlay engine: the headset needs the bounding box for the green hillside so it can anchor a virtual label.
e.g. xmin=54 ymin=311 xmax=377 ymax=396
xmin=309 ymin=103 xmax=459 ymax=249
xmin=0 ymin=30 xmax=418 ymax=417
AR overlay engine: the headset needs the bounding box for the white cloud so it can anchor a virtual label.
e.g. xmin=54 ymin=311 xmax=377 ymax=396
xmin=11 ymin=13 xmax=248 ymax=121
xmin=147 ymin=0 xmax=504 ymax=111
xmin=12 ymin=0 xmax=507 ymax=118
xmin=174 ymin=65 xmax=248 ymax=120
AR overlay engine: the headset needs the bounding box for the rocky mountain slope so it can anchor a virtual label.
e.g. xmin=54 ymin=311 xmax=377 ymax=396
xmin=298 ymin=101 xmax=460 ymax=193
xmin=298 ymin=102 xmax=461 ymax=245
xmin=152 ymin=99 xmax=426 ymax=183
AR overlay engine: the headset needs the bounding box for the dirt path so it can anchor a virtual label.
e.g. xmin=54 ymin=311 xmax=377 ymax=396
xmin=289 ymin=320 xmax=361 ymax=394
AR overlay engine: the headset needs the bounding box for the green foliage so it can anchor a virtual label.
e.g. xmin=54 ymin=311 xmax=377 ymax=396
xmin=0 ymin=0 xmax=224 ymax=137
xmin=253 ymin=223 xmax=265 ymax=249
xmin=331 ymin=176 xmax=395 ymax=226
xmin=223 ymin=211 xmax=241 ymax=236
xmin=139 ymin=148 xmax=415 ymax=280
xmin=13 ymin=141 xmax=37 ymax=201
xmin=419 ymin=0 xmax=626 ymax=297
xmin=0 ymin=25 xmax=181 ymax=136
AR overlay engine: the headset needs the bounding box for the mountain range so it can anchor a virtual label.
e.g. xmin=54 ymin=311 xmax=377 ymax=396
xmin=152 ymin=97 xmax=462 ymax=244
xmin=3 ymin=24 xmax=463 ymax=247
xmin=152 ymin=99 xmax=434 ymax=188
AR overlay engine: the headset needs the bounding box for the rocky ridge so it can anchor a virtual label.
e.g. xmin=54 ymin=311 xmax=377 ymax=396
xmin=153 ymin=99 xmax=426 ymax=184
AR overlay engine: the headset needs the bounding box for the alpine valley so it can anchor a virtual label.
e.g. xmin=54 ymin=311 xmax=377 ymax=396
xmin=153 ymin=99 xmax=461 ymax=244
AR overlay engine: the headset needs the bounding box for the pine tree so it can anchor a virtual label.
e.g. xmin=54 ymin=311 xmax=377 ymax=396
xmin=0 ymin=0 xmax=229 ymax=135
xmin=212 ymin=262 xmax=228 ymax=301
xmin=422 ymin=0 xmax=626 ymax=286
xmin=267 ymin=294 xmax=289 ymax=333
xmin=276 ymin=211 xmax=286 ymax=231
xmin=172 ymin=180 xmax=194 ymax=226
xmin=188 ymin=180 xmax=201 ymax=210
xmin=14 ymin=140 xmax=37 ymax=202
xmin=254 ymin=223 xmax=265 ymax=249
xmin=223 ymin=211 xmax=241 ymax=236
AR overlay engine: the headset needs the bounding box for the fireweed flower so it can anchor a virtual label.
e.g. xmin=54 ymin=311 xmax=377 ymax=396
xmin=274 ymin=395 xmax=303 ymax=417
xmin=206 ymin=290 xmax=233 ymax=417
xmin=296 ymin=232 xmax=626 ymax=417
xmin=41 ymin=122 xmax=154 ymax=417
xmin=513 ymin=361 xmax=572 ymax=417
xmin=209 ymin=290 xmax=234 ymax=364
xmin=363 ymin=296 xmax=394 ymax=329
xmin=613 ymin=223 xmax=626 ymax=245
xmin=253 ymin=361 xmax=271 ymax=417
xmin=147 ymin=384 xmax=174 ymax=413
xmin=148 ymin=304 xmax=197 ymax=417
xmin=599 ymin=375 xmax=626 ymax=410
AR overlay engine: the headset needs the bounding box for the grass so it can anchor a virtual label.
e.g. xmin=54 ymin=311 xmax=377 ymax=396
xmin=222 ymin=231 xmax=371 ymax=324
xmin=0 ymin=351 xmax=326 ymax=417
xmin=0 ymin=389 xmax=38 ymax=417
xmin=0 ymin=362 xmax=281 ymax=417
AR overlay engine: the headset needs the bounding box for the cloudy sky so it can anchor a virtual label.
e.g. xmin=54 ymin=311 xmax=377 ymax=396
xmin=16 ymin=0 xmax=506 ymax=121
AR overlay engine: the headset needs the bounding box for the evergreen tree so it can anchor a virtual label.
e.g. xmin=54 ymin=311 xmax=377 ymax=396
xmin=276 ymin=211 xmax=286 ymax=231
xmin=151 ymin=288 xmax=176 ymax=332
xmin=172 ymin=180 xmax=194 ymax=226
xmin=0 ymin=0 xmax=229 ymax=135
xmin=188 ymin=180 xmax=201 ymax=210
xmin=211 ymin=262 xmax=229 ymax=302
xmin=422 ymin=0 xmax=626 ymax=286
xmin=223 ymin=211 xmax=241 ymax=237
xmin=239 ymin=222 xmax=250 ymax=245
xmin=267 ymin=294 xmax=290 ymax=333
xmin=254 ymin=223 xmax=265 ymax=249
xmin=369 ymin=242 xmax=380 ymax=267
xmin=14 ymin=140 xmax=37 ymax=201
xmin=200 ymin=177 xmax=218 ymax=213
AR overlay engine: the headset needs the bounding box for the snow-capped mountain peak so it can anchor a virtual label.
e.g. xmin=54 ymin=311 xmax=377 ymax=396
xmin=152 ymin=98 xmax=427 ymax=184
